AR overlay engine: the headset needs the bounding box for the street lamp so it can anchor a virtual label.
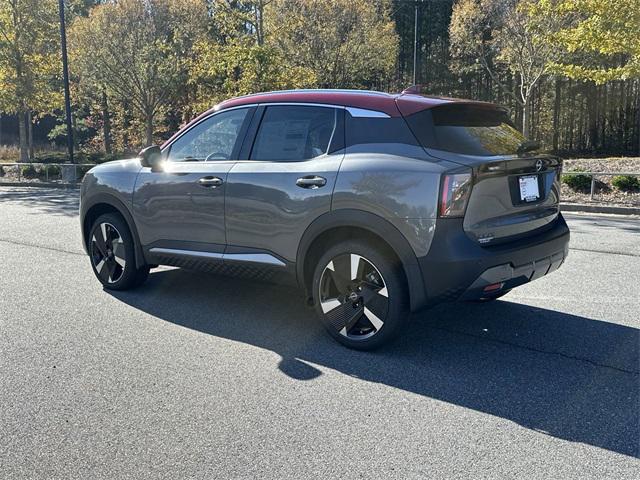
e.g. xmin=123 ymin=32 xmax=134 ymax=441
xmin=413 ymin=0 xmax=426 ymax=86
xmin=413 ymin=1 xmax=418 ymax=85
xmin=58 ymin=0 xmax=74 ymax=164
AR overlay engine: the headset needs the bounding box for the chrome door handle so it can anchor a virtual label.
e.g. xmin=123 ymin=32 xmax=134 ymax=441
xmin=198 ymin=176 xmax=223 ymax=188
xmin=296 ymin=175 xmax=327 ymax=189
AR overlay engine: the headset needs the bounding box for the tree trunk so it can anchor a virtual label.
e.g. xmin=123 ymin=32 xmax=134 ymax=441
xmin=27 ymin=111 xmax=34 ymax=160
xmin=522 ymin=95 xmax=531 ymax=138
xmin=101 ymin=89 xmax=112 ymax=154
xmin=122 ymin=101 xmax=131 ymax=152
xmin=568 ymin=80 xmax=575 ymax=151
xmin=587 ymin=81 xmax=598 ymax=150
xmin=18 ymin=108 xmax=28 ymax=162
xmin=637 ymin=85 xmax=640 ymax=155
xmin=617 ymin=81 xmax=624 ymax=150
xmin=145 ymin=114 xmax=153 ymax=147
xmin=601 ymin=84 xmax=608 ymax=151
xmin=514 ymin=73 xmax=522 ymax=130
xmin=552 ymin=77 xmax=562 ymax=151
xmin=256 ymin=1 xmax=264 ymax=46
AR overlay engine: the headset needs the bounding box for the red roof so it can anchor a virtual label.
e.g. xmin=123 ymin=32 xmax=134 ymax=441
xmin=215 ymin=90 xmax=405 ymax=117
xmin=162 ymin=89 xmax=490 ymax=148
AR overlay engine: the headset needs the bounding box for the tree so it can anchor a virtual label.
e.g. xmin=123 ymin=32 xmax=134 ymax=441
xmin=266 ymin=0 xmax=399 ymax=90
xmin=68 ymin=0 xmax=208 ymax=147
xmin=188 ymin=0 xmax=315 ymax=111
xmin=543 ymin=0 xmax=640 ymax=153
xmin=0 ymin=0 xmax=61 ymax=161
xmin=189 ymin=40 xmax=316 ymax=111
xmin=546 ymin=0 xmax=640 ymax=83
xmin=450 ymin=0 xmax=564 ymax=137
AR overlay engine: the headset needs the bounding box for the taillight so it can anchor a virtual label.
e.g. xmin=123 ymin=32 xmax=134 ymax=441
xmin=439 ymin=172 xmax=472 ymax=218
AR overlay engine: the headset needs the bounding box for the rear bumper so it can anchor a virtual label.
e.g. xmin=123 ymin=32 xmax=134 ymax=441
xmin=417 ymin=213 xmax=570 ymax=305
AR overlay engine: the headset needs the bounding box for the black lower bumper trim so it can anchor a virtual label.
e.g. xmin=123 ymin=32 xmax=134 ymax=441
xmin=418 ymin=213 xmax=570 ymax=305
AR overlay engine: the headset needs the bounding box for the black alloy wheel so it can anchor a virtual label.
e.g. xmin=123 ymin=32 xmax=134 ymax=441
xmin=312 ymin=241 xmax=409 ymax=350
xmin=91 ymin=221 xmax=126 ymax=285
xmin=319 ymin=253 xmax=388 ymax=340
xmin=89 ymin=213 xmax=149 ymax=290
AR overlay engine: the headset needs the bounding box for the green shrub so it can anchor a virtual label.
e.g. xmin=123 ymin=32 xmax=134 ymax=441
xmin=611 ymin=175 xmax=640 ymax=192
xmin=35 ymin=152 xmax=68 ymax=164
xmin=77 ymin=165 xmax=92 ymax=180
xmin=0 ymin=165 xmax=5 ymax=177
xmin=44 ymin=165 xmax=61 ymax=178
xmin=562 ymin=172 xmax=592 ymax=193
xmin=20 ymin=164 xmax=38 ymax=179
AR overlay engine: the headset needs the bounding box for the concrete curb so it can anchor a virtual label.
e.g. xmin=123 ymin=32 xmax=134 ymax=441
xmin=560 ymin=202 xmax=640 ymax=216
xmin=0 ymin=181 xmax=80 ymax=189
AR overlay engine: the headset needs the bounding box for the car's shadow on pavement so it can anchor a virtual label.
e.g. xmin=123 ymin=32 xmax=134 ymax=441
xmin=108 ymin=268 xmax=640 ymax=458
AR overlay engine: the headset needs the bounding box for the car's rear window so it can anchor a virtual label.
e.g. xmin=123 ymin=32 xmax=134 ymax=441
xmin=405 ymin=104 xmax=525 ymax=156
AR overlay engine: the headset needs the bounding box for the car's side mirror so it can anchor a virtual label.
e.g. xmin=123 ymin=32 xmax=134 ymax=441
xmin=139 ymin=145 xmax=163 ymax=172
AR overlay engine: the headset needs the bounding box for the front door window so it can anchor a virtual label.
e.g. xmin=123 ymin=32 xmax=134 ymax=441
xmin=167 ymin=108 xmax=250 ymax=162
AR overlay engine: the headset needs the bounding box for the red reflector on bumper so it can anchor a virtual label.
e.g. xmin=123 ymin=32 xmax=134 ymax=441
xmin=483 ymin=282 xmax=504 ymax=292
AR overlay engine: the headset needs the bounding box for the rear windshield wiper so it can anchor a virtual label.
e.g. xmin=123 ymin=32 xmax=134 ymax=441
xmin=517 ymin=140 xmax=541 ymax=155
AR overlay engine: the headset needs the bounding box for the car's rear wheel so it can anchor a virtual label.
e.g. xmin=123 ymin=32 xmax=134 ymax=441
xmin=311 ymin=240 xmax=409 ymax=350
xmin=89 ymin=213 xmax=149 ymax=290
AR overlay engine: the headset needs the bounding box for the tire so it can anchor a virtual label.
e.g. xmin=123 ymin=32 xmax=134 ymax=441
xmin=468 ymin=289 xmax=511 ymax=303
xmin=311 ymin=240 xmax=410 ymax=350
xmin=88 ymin=213 xmax=150 ymax=290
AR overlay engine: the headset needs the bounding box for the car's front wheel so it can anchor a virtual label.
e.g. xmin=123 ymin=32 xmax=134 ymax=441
xmin=89 ymin=213 xmax=149 ymax=290
xmin=311 ymin=240 xmax=410 ymax=350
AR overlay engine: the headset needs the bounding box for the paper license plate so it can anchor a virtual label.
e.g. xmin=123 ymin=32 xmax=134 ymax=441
xmin=518 ymin=175 xmax=540 ymax=202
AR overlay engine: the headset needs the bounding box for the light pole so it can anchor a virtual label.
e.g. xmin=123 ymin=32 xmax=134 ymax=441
xmin=58 ymin=0 xmax=74 ymax=164
xmin=413 ymin=1 xmax=418 ymax=85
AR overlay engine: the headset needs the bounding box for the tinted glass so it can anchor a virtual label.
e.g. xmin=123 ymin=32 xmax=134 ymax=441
xmin=344 ymin=113 xmax=426 ymax=159
xmin=346 ymin=115 xmax=419 ymax=147
xmin=406 ymin=105 xmax=526 ymax=156
xmin=251 ymin=106 xmax=336 ymax=161
xmin=168 ymin=108 xmax=249 ymax=162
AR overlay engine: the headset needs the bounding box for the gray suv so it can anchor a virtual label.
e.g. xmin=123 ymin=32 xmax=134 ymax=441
xmin=80 ymin=89 xmax=570 ymax=349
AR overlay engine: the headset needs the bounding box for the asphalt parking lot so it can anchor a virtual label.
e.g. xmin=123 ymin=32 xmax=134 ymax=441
xmin=1 ymin=187 xmax=638 ymax=479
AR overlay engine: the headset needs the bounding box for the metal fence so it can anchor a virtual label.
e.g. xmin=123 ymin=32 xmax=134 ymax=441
xmin=560 ymin=171 xmax=640 ymax=201
xmin=0 ymin=162 xmax=96 ymax=184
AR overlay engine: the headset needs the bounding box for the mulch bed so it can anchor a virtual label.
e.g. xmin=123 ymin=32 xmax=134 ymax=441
xmin=562 ymin=158 xmax=640 ymax=206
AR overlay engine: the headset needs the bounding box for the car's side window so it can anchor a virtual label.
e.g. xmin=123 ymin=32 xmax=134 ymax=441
xmin=167 ymin=108 xmax=249 ymax=162
xmin=250 ymin=106 xmax=337 ymax=162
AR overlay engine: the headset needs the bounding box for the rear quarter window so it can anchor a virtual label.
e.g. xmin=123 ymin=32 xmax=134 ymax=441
xmin=345 ymin=113 xmax=427 ymax=158
xmin=405 ymin=104 xmax=525 ymax=156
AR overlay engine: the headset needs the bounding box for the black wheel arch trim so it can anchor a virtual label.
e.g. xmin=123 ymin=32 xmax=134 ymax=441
xmin=81 ymin=193 xmax=146 ymax=269
xmin=296 ymin=209 xmax=427 ymax=312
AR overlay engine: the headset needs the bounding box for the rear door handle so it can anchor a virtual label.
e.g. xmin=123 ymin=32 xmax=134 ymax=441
xmin=296 ymin=175 xmax=327 ymax=189
xmin=198 ymin=176 xmax=223 ymax=188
